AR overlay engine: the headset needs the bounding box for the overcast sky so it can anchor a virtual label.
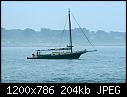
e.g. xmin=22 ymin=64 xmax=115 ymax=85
xmin=1 ymin=1 xmax=126 ymax=32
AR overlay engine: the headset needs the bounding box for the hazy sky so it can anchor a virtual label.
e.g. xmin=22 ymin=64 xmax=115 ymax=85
xmin=1 ymin=1 xmax=126 ymax=32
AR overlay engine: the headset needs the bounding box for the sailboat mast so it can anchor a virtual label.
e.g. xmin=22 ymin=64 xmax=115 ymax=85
xmin=68 ymin=8 xmax=73 ymax=53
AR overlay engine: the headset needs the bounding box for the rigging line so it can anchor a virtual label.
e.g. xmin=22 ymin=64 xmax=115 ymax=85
xmin=60 ymin=15 xmax=68 ymax=47
xmin=62 ymin=15 xmax=68 ymax=34
xmin=71 ymin=13 xmax=96 ymax=50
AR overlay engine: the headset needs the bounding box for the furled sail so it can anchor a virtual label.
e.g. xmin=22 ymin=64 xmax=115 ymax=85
xmin=35 ymin=47 xmax=71 ymax=51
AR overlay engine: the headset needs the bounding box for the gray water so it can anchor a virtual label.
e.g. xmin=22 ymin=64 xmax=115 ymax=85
xmin=1 ymin=46 xmax=126 ymax=83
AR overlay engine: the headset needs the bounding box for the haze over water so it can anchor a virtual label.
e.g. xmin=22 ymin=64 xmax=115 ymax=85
xmin=1 ymin=46 xmax=126 ymax=83
xmin=1 ymin=1 xmax=126 ymax=83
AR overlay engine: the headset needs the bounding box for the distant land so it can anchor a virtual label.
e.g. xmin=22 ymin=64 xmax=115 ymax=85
xmin=1 ymin=27 xmax=126 ymax=47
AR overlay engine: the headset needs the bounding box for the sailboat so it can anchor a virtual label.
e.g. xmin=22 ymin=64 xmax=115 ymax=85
xmin=27 ymin=9 xmax=97 ymax=59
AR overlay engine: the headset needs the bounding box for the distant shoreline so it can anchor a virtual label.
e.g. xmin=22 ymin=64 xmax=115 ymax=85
xmin=1 ymin=45 xmax=126 ymax=47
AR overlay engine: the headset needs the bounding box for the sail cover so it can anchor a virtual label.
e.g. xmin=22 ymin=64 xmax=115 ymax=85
xmin=36 ymin=47 xmax=71 ymax=51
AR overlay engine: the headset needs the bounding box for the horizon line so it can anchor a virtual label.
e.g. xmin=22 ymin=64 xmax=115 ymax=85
xmin=1 ymin=27 xmax=125 ymax=33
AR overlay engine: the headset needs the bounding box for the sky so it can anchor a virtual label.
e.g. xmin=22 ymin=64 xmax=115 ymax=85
xmin=1 ymin=1 xmax=126 ymax=32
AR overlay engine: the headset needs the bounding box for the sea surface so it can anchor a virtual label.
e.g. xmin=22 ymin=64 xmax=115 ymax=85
xmin=1 ymin=46 xmax=126 ymax=83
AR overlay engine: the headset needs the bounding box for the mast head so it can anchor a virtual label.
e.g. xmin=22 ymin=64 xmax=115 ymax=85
xmin=68 ymin=8 xmax=70 ymax=12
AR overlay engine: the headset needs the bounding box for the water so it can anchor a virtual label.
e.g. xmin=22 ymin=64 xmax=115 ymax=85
xmin=1 ymin=46 xmax=126 ymax=83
